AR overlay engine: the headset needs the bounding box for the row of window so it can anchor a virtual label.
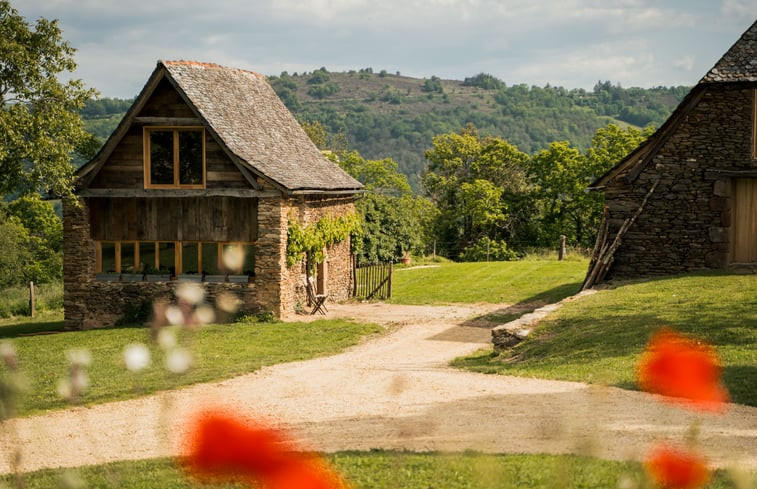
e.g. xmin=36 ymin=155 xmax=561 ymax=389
xmin=96 ymin=241 xmax=255 ymax=276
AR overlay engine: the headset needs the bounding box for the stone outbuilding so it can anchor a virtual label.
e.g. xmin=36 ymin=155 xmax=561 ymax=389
xmin=63 ymin=60 xmax=363 ymax=329
xmin=584 ymin=20 xmax=757 ymax=286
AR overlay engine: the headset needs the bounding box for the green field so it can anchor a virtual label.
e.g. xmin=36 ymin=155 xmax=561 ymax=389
xmin=454 ymin=272 xmax=757 ymax=406
xmin=391 ymin=258 xmax=588 ymax=307
xmin=2 ymin=451 xmax=747 ymax=489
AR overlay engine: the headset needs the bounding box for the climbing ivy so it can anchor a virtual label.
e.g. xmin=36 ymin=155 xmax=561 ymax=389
xmin=286 ymin=213 xmax=360 ymax=270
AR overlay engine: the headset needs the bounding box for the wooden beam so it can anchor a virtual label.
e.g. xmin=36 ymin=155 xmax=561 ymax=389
xmin=133 ymin=117 xmax=202 ymax=125
xmin=79 ymin=188 xmax=280 ymax=198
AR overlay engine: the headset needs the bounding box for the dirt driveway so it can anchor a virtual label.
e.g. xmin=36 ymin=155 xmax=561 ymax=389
xmin=2 ymin=301 xmax=756 ymax=474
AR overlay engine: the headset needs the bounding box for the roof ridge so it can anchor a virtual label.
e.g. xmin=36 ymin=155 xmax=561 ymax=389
xmin=160 ymin=59 xmax=265 ymax=78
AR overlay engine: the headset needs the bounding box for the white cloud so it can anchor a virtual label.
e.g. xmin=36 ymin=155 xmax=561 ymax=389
xmin=673 ymin=55 xmax=695 ymax=72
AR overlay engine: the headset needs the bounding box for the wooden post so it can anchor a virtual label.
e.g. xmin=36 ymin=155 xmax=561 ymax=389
xmin=387 ymin=262 xmax=393 ymax=298
xmin=29 ymin=281 xmax=35 ymax=318
xmin=433 ymin=240 xmax=436 ymax=260
xmin=559 ymin=235 xmax=566 ymax=261
xmin=486 ymin=240 xmax=490 ymax=262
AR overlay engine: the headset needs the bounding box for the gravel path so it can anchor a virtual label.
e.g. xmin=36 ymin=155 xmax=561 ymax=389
xmin=2 ymin=302 xmax=756 ymax=474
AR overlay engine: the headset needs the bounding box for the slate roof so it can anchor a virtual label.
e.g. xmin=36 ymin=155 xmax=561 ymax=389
xmin=700 ymin=20 xmax=757 ymax=83
xmin=591 ymin=19 xmax=757 ymax=189
xmin=78 ymin=60 xmax=363 ymax=194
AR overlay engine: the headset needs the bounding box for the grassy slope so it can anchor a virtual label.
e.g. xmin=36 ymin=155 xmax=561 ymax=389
xmin=3 ymin=452 xmax=745 ymax=489
xmin=454 ymin=272 xmax=757 ymax=406
xmin=0 ymin=315 xmax=381 ymax=415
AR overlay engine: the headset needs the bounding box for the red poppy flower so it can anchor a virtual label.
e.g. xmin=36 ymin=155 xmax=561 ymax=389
xmin=645 ymin=444 xmax=709 ymax=489
xmin=183 ymin=410 xmax=347 ymax=489
xmin=637 ymin=328 xmax=728 ymax=412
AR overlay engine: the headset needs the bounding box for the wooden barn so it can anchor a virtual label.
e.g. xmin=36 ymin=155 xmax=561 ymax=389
xmin=63 ymin=60 xmax=363 ymax=329
xmin=583 ymin=20 xmax=757 ymax=287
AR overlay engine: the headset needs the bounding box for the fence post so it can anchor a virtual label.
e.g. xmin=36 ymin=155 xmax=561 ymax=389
xmin=29 ymin=281 xmax=35 ymax=318
xmin=559 ymin=235 xmax=566 ymax=261
xmin=388 ymin=262 xmax=393 ymax=298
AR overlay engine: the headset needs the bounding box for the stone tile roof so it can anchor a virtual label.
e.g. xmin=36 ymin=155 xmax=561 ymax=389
xmin=162 ymin=60 xmax=362 ymax=192
xmin=700 ymin=20 xmax=757 ymax=83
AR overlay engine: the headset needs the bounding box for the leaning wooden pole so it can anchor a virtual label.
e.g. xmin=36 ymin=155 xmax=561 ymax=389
xmin=582 ymin=177 xmax=660 ymax=290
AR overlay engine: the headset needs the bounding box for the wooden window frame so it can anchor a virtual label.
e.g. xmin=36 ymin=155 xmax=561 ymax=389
xmin=95 ymin=240 xmax=256 ymax=277
xmin=143 ymin=126 xmax=206 ymax=189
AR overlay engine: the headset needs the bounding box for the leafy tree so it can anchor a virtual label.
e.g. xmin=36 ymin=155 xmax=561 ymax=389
xmin=0 ymin=1 xmax=97 ymax=201
xmin=462 ymin=73 xmax=505 ymax=90
xmin=423 ymin=125 xmax=529 ymax=258
xmin=421 ymin=76 xmax=443 ymax=93
xmin=0 ymin=197 xmax=62 ymax=286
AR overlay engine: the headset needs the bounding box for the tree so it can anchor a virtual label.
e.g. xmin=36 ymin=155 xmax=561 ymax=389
xmin=0 ymin=1 xmax=97 ymax=201
xmin=422 ymin=125 xmax=529 ymax=258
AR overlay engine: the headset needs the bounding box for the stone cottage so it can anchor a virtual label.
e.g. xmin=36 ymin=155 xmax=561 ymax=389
xmin=63 ymin=60 xmax=363 ymax=329
xmin=584 ymin=20 xmax=757 ymax=286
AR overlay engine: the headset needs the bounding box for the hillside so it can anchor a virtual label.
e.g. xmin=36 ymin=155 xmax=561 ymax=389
xmin=81 ymin=70 xmax=689 ymax=186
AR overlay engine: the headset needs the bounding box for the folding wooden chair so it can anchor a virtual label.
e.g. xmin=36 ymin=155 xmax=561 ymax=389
xmin=305 ymin=276 xmax=328 ymax=315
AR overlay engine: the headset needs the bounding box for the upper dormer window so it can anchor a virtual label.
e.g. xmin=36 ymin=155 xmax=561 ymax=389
xmin=144 ymin=127 xmax=205 ymax=188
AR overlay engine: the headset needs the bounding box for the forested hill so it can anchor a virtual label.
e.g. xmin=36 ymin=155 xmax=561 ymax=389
xmin=81 ymin=69 xmax=689 ymax=184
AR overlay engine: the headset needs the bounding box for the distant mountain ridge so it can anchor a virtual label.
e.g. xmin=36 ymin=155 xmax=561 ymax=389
xmin=81 ymin=69 xmax=689 ymax=187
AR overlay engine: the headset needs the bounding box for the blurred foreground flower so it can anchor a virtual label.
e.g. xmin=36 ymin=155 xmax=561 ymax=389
xmin=183 ymin=410 xmax=347 ymax=489
xmin=645 ymin=444 xmax=709 ymax=489
xmin=637 ymin=329 xmax=728 ymax=412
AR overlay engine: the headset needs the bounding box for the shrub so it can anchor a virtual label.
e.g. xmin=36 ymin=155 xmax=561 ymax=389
xmin=460 ymin=237 xmax=518 ymax=262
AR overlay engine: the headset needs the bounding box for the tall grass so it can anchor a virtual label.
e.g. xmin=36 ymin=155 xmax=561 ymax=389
xmin=0 ymin=281 xmax=63 ymax=318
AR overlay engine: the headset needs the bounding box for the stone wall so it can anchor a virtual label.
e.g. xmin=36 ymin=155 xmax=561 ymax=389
xmin=602 ymin=86 xmax=755 ymax=279
xmin=280 ymin=195 xmax=356 ymax=315
xmin=62 ymin=198 xmax=95 ymax=330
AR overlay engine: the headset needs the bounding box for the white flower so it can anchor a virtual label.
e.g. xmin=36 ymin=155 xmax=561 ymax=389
xmin=176 ymin=282 xmax=204 ymax=305
xmin=222 ymin=245 xmax=244 ymax=271
xmin=165 ymin=348 xmax=192 ymax=374
xmin=194 ymin=304 xmax=216 ymax=325
xmin=0 ymin=341 xmax=17 ymax=368
xmin=57 ymin=378 xmax=72 ymax=400
xmin=216 ymin=292 xmax=241 ymax=313
xmin=65 ymin=349 xmax=91 ymax=367
xmin=123 ymin=343 xmax=151 ymax=372
xmin=157 ymin=328 xmax=177 ymax=350
xmin=165 ymin=305 xmax=185 ymax=325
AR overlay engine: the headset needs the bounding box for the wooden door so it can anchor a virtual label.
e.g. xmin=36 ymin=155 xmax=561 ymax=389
xmin=731 ymin=178 xmax=757 ymax=263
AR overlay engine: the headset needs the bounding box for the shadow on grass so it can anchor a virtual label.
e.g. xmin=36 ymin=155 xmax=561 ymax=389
xmin=0 ymin=318 xmax=66 ymax=339
xmin=464 ymin=281 xmax=583 ymax=326
xmin=723 ymin=365 xmax=757 ymax=407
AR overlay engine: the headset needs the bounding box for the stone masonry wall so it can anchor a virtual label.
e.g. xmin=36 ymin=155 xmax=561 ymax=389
xmin=62 ymin=198 xmax=95 ymax=330
xmin=603 ymin=86 xmax=755 ymax=279
xmin=280 ymin=195 xmax=356 ymax=315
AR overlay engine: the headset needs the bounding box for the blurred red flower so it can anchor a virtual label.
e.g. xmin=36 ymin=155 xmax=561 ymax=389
xmin=637 ymin=328 xmax=728 ymax=412
xmin=646 ymin=444 xmax=709 ymax=489
xmin=183 ymin=410 xmax=348 ymax=489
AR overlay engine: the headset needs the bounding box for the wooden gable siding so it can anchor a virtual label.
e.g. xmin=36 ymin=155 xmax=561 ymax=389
xmin=89 ymin=78 xmax=249 ymax=189
xmin=88 ymin=196 xmax=258 ymax=242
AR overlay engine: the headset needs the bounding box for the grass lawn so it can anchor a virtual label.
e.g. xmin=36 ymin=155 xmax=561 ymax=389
xmin=453 ymin=272 xmax=757 ymax=406
xmin=2 ymin=451 xmax=747 ymax=488
xmin=391 ymin=258 xmax=588 ymax=310
xmin=0 ymin=313 xmax=382 ymax=416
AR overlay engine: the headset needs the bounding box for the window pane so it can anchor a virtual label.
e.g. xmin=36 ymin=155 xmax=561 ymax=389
xmin=140 ymin=242 xmax=157 ymax=273
xmin=182 ymin=242 xmax=200 ymax=274
xmin=157 ymin=242 xmax=176 ymax=275
xmin=243 ymin=245 xmax=255 ymax=276
xmin=101 ymin=242 xmax=117 ymax=273
xmin=149 ymin=130 xmax=174 ymax=185
xmin=201 ymin=243 xmax=220 ymax=275
xmin=178 ymin=131 xmax=203 ymax=185
xmin=121 ymin=242 xmax=137 ymax=273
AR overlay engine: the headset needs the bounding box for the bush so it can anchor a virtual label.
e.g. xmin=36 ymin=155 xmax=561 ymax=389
xmin=307 ymin=83 xmax=339 ymax=99
xmin=461 ymin=237 xmax=518 ymax=262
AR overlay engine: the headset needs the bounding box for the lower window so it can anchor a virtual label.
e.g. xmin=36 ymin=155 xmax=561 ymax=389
xmin=95 ymin=241 xmax=256 ymax=277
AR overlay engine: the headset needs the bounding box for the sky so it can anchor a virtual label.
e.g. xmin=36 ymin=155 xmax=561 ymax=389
xmin=16 ymin=0 xmax=757 ymax=99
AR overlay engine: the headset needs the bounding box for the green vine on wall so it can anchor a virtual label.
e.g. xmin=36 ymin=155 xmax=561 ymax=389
xmin=286 ymin=213 xmax=360 ymax=270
